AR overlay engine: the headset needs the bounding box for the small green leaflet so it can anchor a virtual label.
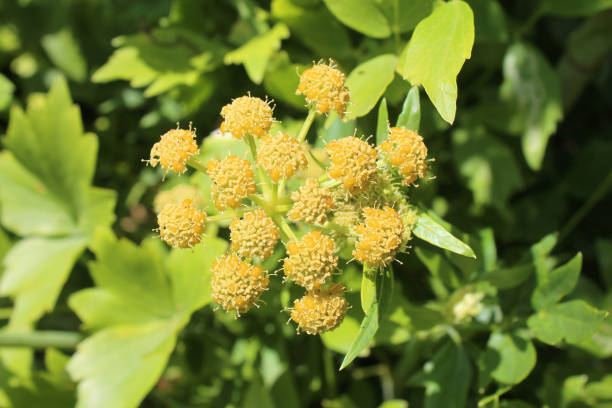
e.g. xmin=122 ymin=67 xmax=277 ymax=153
xmin=413 ymin=212 xmax=476 ymax=258
xmin=531 ymin=252 xmax=582 ymax=311
xmin=480 ymin=330 xmax=536 ymax=386
xmin=323 ymin=0 xmax=391 ymax=38
xmin=345 ymin=54 xmax=397 ymax=119
xmin=396 ymin=86 xmax=421 ymax=131
xmin=376 ymin=98 xmax=389 ymax=145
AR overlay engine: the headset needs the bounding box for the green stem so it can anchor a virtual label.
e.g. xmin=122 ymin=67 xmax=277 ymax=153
xmin=321 ymin=179 xmax=343 ymax=189
xmin=478 ymin=386 xmax=512 ymax=407
xmin=320 ymin=222 xmax=352 ymax=236
xmin=297 ymin=109 xmax=316 ymax=143
xmin=187 ymin=157 xmax=208 ymax=173
xmin=245 ymin=134 xmax=274 ymax=200
xmin=309 ymin=150 xmax=327 ymax=171
xmin=277 ymin=179 xmax=286 ymax=198
xmin=0 ymin=331 xmax=82 ymax=349
xmin=208 ymin=207 xmax=255 ymax=222
xmin=276 ymin=217 xmax=298 ymax=241
xmin=559 ymin=171 xmax=612 ymax=242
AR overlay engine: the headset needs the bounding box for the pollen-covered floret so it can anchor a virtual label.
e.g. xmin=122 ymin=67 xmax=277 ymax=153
xmin=153 ymin=184 xmax=203 ymax=213
xmin=379 ymin=127 xmax=428 ymax=185
xmin=149 ymin=126 xmax=199 ymax=173
xmin=353 ymin=206 xmax=404 ymax=266
xmin=220 ymin=95 xmax=274 ymax=139
xmin=283 ymin=230 xmax=338 ymax=290
xmin=256 ymin=132 xmax=307 ymax=182
xmin=157 ymin=199 xmax=207 ymax=248
xmin=230 ymin=209 xmax=279 ymax=260
xmin=290 ymin=283 xmax=348 ymax=335
xmin=297 ymin=60 xmax=350 ymax=117
xmin=211 ymin=254 xmax=269 ymax=314
xmin=207 ymin=155 xmax=257 ymax=210
xmin=288 ymin=179 xmax=335 ymax=224
xmin=325 ymin=136 xmax=377 ymax=195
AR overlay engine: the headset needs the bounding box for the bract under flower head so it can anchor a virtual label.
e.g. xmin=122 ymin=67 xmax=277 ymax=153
xmin=325 ymin=136 xmax=377 ymax=195
xmin=149 ymin=126 xmax=199 ymax=174
xmin=288 ymin=179 xmax=335 ymax=224
xmin=256 ymin=132 xmax=307 ymax=182
xmin=220 ymin=95 xmax=274 ymax=139
xmin=290 ymin=283 xmax=348 ymax=335
xmin=230 ymin=209 xmax=280 ymax=261
xmin=206 ymin=155 xmax=257 ymax=210
xmin=379 ymin=127 xmax=428 ymax=185
xmin=157 ymin=199 xmax=206 ymax=248
xmin=283 ymin=230 xmax=337 ymax=290
xmin=211 ymin=254 xmax=269 ymax=314
xmin=353 ymin=206 xmax=404 ymax=267
xmin=297 ymin=60 xmax=349 ymax=117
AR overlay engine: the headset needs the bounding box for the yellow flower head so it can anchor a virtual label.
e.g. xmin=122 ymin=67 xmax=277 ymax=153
xmin=325 ymin=136 xmax=377 ymax=195
xmin=230 ymin=209 xmax=280 ymax=261
xmin=206 ymin=155 xmax=257 ymax=210
xmin=153 ymin=184 xmax=204 ymax=213
xmin=288 ymin=179 xmax=335 ymax=224
xmin=148 ymin=125 xmax=199 ymax=174
xmin=211 ymin=254 xmax=269 ymax=314
xmin=353 ymin=206 xmax=404 ymax=266
xmin=379 ymin=127 xmax=428 ymax=185
xmin=220 ymin=95 xmax=274 ymax=139
xmin=157 ymin=199 xmax=207 ymax=248
xmin=297 ymin=60 xmax=350 ymax=117
xmin=290 ymin=283 xmax=348 ymax=335
xmin=256 ymin=132 xmax=307 ymax=182
xmin=283 ymin=230 xmax=338 ymax=290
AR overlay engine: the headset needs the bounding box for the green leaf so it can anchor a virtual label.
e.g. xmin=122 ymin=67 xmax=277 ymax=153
xmin=263 ymin=53 xmax=308 ymax=110
xmin=596 ymin=239 xmax=612 ymax=289
xmin=376 ymin=98 xmax=389 ymax=145
xmin=397 ymin=1 xmax=474 ymax=124
xmin=323 ymin=0 xmax=391 ymax=38
xmin=361 ymin=266 xmax=377 ymax=315
xmin=501 ymin=43 xmax=563 ymax=170
xmin=396 ymin=86 xmax=421 ymax=131
xmin=413 ymin=212 xmax=476 ymax=258
xmin=41 ymin=29 xmax=88 ymax=82
xmin=409 ymin=342 xmax=472 ymax=408
xmin=379 ymin=400 xmax=409 ymax=408
xmin=224 ymin=23 xmax=290 ymax=84
xmin=532 ymin=253 xmax=582 ymax=311
xmin=0 ymin=73 xmax=15 ymax=111
xmin=68 ymin=231 xmax=227 ymax=408
xmin=482 ymin=330 xmax=536 ymax=385
xmin=243 ymin=378 xmax=276 ymax=408
xmin=542 ymin=0 xmax=612 ymax=16
xmin=379 ymin=0 xmax=436 ymax=33
xmin=527 ymin=300 xmax=608 ymax=346
xmin=452 ymin=126 xmax=523 ymax=215
xmin=470 ymin=0 xmax=509 ymax=43
xmin=339 ymin=301 xmax=379 ymax=370
xmin=345 ymin=54 xmax=397 ymax=119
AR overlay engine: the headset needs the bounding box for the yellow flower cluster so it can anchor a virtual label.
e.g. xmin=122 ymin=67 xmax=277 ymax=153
xmin=326 ymin=136 xmax=377 ymax=195
xmin=256 ymin=132 xmax=307 ymax=182
xmin=157 ymin=199 xmax=207 ymax=248
xmin=153 ymin=184 xmax=203 ymax=213
xmin=288 ymin=179 xmax=335 ymax=224
xmin=230 ymin=209 xmax=279 ymax=261
xmin=284 ymin=230 xmax=338 ymax=291
xmin=297 ymin=60 xmax=349 ymax=117
xmin=220 ymin=96 xmax=274 ymax=139
xmin=290 ymin=283 xmax=348 ymax=335
xmin=149 ymin=126 xmax=199 ymax=174
xmin=379 ymin=127 xmax=428 ymax=185
xmin=211 ymin=254 xmax=269 ymax=314
xmin=353 ymin=206 xmax=404 ymax=266
xmin=206 ymin=155 xmax=257 ymax=210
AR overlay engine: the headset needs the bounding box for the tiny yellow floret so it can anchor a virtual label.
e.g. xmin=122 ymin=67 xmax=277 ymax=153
xmin=290 ymin=283 xmax=348 ymax=335
xmin=325 ymin=136 xmax=377 ymax=195
xmin=153 ymin=184 xmax=204 ymax=213
xmin=230 ymin=209 xmax=280 ymax=261
xmin=283 ymin=230 xmax=338 ymax=291
xmin=297 ymin=60 xmax=349 ymax=117
xmin=206 ymin=155 xmax=257 ymax=210
xmin=379 ymin=127 xmax=428 ymax=185
xmin=256 ymin=132 xmax=307 ymax=182
xmin=353 ymin=206 xmax=404 ymax=266
xmin=157 ymin=199 xmax=207 ymax=248
xmin=288 ymin=179 xmax=335 ymax=224
xmin=211 ymin=254 xmax=269 ymax=315
xmin=149 ymin=126 xmax=199 ymax=174
xmin=220 ymin=95 xmax=274 ymax=139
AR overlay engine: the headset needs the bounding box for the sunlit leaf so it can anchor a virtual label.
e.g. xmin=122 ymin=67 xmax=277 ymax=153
xmin=413 ymin=212 xmax=476 ymax=258
xmin=396 ymin=86 xmax=420 ymax=131
xmin=532 ymin=253 xmax=582 ymax=311
xmin=323 ymin=0 xmax=391 ymax=38
xmin=345 ymin=54 xmax=397 ymax=119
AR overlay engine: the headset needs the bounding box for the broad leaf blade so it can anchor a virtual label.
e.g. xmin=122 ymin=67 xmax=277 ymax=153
xmin=532 ymin=252 xmax=582 ymax=311
xmin=345 ymin=54 xmax=397 ymax=119
xmin=323 ymin=0 xmax=391 ymax=38
xmin=413 ymin=212 xmax=476 ymax=258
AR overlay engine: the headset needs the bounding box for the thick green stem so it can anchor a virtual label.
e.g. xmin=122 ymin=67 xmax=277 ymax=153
xmin=297 ymin=109 xmax=317 ymax=143
xmin=245 ymin=134 xmax=274 ymax=200
xmin=0 ymin=331 xmax=82 ymax=349
xmin=187 ymin=157 xmax=208 ymax=173
xmin=276 ymin=217 xmax=298 ymax=241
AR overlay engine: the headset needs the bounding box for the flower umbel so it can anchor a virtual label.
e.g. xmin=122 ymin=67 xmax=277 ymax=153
xmin=297 ymin=60 xmax=350 ymax=117
xmin=353 ymin=206 xmax=405 ymax=267
xmin=284 ymin=230 xmax=338 ymax=290
xmin=220 ymin=95 xmax=274 ymax=139
xmin=256 ymin=132 xmax=307 ymax=182
xmin=207 ymin=155 xmax=257 ymax=210
xmin=379 ymin=127 xmax=428 ymax=185
xmin=149 ymin=125 xmax=199 ymax=174
xmin=157 ymin=199 xmax=207 ymax=248
xmin=211 ymin=254 xmax=269 ymax=315
xmin=326 ymin=136 xmax=377 ymax=195
xmin=230 ymin=209 xmax=280 ymax=261
xmin=290 ymin=283 xmax=348 ymax=335
xmin=288 ymin=178 xmax=335 ymax=224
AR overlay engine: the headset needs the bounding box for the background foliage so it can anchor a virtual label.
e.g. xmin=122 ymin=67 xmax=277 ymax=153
xmin=0 ymin=0 xmax=611 ymax=407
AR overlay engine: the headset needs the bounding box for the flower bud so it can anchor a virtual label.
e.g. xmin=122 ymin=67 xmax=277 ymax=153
xmin=207 ymin=155 xmax=257 ymax=210
xmin=220 ymin=95 xmax=274 ymax=139
xmin=353 ymin=206 xmax=404 ymax=266
xmin=288 ymin=179 xmax=334 ymax=224
xmin=149 ymin=126 xmax=199 ymax=174
xmin=325 ymin=136 xmax=377 ymax=195
xmin=230 ymin=209 xmax=279 ymax=261
xmin=379 ymin=127 xmax=428 ymax=185
xmin=297 ymin=60 xmax=349 ymax=117
xmin=256 ymin=132 xmax=307 ymax=182
xmin=290 ymin=283 xmax=348 ymax=335
xmin=284 ymin=230 xmax=337 ymax=290
xmin=157 ymin=199 xmax=206 ymax=248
